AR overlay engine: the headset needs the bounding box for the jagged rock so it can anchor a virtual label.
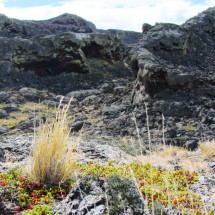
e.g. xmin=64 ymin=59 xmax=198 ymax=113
xmin=67 ymin=89 xmax=101 ymax=101
xmin=3 ymin=103 xmax=19 ymax=112
xmin=0 ymin=134 xmax=33 ymax=161
xmin=79 ymin=143 xmax=127 ymax=162
xmin=129 ymin=7 xmax=215 ymax=104
xmin=0 ymin=126 xmax=9 ymax=135
xmin=184 ymin=139 xmax=198 ymax=150
xmin=59 ymin=176 xmax=144 ymax=215
xmin=70 ymin=120 xmax=85 ymax=132
xmin=0 ymin=109 xmax=8 ymax=118
xmin=0 ymin=148 xmax=5 ymax=162
xmin=0 ymin=8 xmax=214 ymax=149
xmin=59 ymin=176 xmax=106 ymax=215
xmin=0 ymin=199 xmax=14 ymax=215
xmin=142 ymin=23 xmax=152 ymax=33
xmin=103 ymin=105 xmax=125 ymax=117
xmin=19 ymin=87 xmax=49 ymax=101
xmin=105 ymin=29 xmax=142 ymax=44
xmin=100 ymin=83 xmax=114 ymax=93
xmin=165 ymin=129 xmax=177 ymax=139
xmin=127 ymin=7 xmax=215 ymax=146
xmin=0 ymin=92 xmax=10 ymax=102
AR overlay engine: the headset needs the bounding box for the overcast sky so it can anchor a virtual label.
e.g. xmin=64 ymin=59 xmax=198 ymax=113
xmin=0 ymin=0 xmax=215 ymax=32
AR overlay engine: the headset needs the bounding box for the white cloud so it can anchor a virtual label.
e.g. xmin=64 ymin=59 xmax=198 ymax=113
xmin=0 ymin=0 xmax=214 ymax=32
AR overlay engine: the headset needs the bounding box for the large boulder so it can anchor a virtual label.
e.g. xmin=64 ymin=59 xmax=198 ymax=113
xmin=129 ymin=7 xmax=215 ymax=106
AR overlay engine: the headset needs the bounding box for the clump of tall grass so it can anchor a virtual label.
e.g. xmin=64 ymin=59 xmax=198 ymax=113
xmin=30 ymin=99 xmax=77 ymax=184
xmin=199 ymin=140 xmax=215 ymax=159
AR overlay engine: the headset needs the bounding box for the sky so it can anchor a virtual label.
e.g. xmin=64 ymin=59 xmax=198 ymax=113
xmin=0 ymin=0 xmax=215 ymax=32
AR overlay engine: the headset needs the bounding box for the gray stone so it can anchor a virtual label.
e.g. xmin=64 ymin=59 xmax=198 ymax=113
xmin=78 ymin=195 xmax=105 ymax=214
xmin=184 ymin=139 xmax=198 ymax=150
xmin=100 ymin=83 xmax=114 ymax=93
xmin=0 ymin=148 xmax=5 ymax=162
xmin=86 ymin=205 xmax=105 ymax=215
xmin=0 ymin=126 xmax=9 ymax=134
xmin=81 ymin=95 xmax=98 ymax=105
xmin=165 ymin=129 xmax=177 ymax=139
xmin=59 ymin=177 xmax=105 ymax=215
xmin=0 ymin=109 xmax=8 ymax=118
xmin=103 ymin=105 xmax=125 ymax=117
xmin=19 ymin=87 xmax=39 ymax=100
xmin=71 ymin=121 xmax=84 ymax=132
xmin=42 ymin=100 xmax=58 ymax=108
xmin=4 ymin=103 xmax=19 ymax=112
xmin=104 ymin=29 xmax=142 ymax=44
xmin=0 ymin=16 xmax=122 ymax=77
xmin=79 ymin=143 xmax=127 ymax=161
xmin=67 ymin=90 xmax=101 ymax=101
xmin=0 ymin=134 xmax=33 ymax=161
xmin=0 ymin=92 xmax=10 ymax=102
xmin=128 ymin=7 xmax=215 ymax=142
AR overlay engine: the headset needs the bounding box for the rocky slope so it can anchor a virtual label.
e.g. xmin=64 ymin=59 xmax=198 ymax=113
xmin=128 ymin=7 xmax=215 ymax=148
xmin=0 ymin=7 xmax=215 ymax=215
xmin=0 ymin=8 xmax=214 ymax=147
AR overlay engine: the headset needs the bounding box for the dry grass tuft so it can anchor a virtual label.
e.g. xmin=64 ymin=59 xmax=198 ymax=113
xmin=30 ymin=99 xmax=77 ymax=184
xmin=199 ymin=140 xmax=215 ymax=159
xmin=159 ymin=145 xmax=188 ymax=158
xmin=133 ymin=145 xmax=208 ymax=172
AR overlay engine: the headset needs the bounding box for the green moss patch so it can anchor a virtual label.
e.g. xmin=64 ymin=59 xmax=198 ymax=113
xmin=0 ymin=112 xmax=29 ymax=128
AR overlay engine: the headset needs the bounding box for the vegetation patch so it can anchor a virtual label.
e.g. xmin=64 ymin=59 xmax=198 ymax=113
xmin=0 ymin=101 xmax=213 ymax=214
xmin=0 ymin=112 xmax=29 ymax=128
xmin=176 ymin=123 xmax=197 ymax=132
xmin=0 ymin=168 xmax=73 ymax=214
xmin=78 ymin=162 xmax=207 ymax=214
xmin=0 ymin=162 xmax=211 ymax=214
xmin=0 ymin=104 xmax=9 ymax=109
xmin=19 ymin=102 xmax=57 ymax=115
xmin=200 ymin=140 xmax=215 ymax=159
xmin=30 ymin=100 xmax=76 ymax=184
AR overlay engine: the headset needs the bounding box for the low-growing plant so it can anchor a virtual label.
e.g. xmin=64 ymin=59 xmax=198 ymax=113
xmin=0 ymin=168 xmax=73 ymax=214
xmin=0 ymin=104 xmax=9 ymax=109
xmin=0 ymin=112 xmax=29 ymax=128
xmin=78 ymin=162 xmax=205 ymax=214
xmin=19 ymin=102 xmax=57 ymax=116
xmin=22 ymin=204 xmax=53 ymax=215
xmin=182 ymin=125 xmax=197 ymax=132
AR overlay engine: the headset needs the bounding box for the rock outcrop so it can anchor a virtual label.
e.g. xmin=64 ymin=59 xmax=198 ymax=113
xmin=0 ymin=8 xmax=215 ymax=149
xmin=0 ymin=13 xmax=96 ymax=38
xmin=0 ymin=14 xmax=121 ymax=76
xmin=127 ymin=7 xmax=215 ymax=147
xmin=130 ymin=7 xmax=215 ymax=103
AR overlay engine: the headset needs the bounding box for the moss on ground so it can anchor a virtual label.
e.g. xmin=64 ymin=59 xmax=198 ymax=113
xmin=0 ymin=112 xmax=29 ymax=128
